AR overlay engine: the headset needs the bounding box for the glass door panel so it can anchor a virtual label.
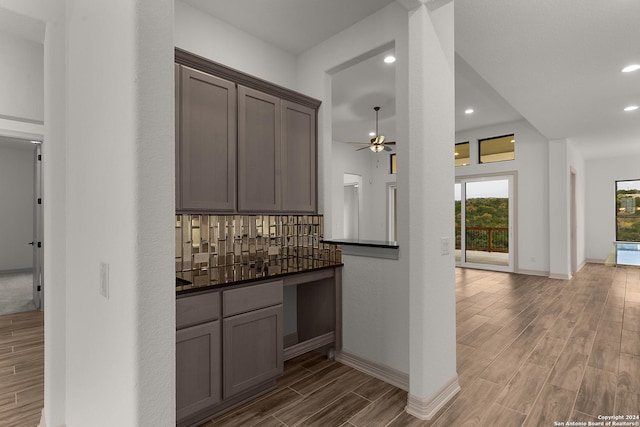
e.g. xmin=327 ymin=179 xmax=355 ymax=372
xmin=456 ymin=176 xmax=514 ymax=272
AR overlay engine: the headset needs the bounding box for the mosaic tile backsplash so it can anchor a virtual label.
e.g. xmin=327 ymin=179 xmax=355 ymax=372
xmin=176 ymin=214 xmax=342 ymax=286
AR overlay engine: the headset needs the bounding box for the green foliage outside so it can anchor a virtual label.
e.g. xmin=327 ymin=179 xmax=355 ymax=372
xmin=616 ymin=189 xmax=640 ymax=242
xmin=455 ymin=198 xmax=509 ymax=251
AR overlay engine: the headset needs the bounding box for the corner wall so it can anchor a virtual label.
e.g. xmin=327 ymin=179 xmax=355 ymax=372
xmin=297 ymin=2 xmax=410 ymax=374
xmin=174 ymin=0 xmax=297 ymax=90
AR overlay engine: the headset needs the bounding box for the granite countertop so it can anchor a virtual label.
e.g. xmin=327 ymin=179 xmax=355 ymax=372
xmin=320 ymin=238 xmax=399 ymax=249
xmin=176 ymin=262 xmax=343 ymax=295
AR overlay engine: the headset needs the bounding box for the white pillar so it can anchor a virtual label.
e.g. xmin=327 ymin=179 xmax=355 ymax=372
xmin=548 ymin=139 xmax=572 ymax=279
xmin=398 ymin=0 xmax=459 ymax=419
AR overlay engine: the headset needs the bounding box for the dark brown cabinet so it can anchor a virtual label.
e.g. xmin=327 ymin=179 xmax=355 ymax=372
xmin=237 ymin=86 xmax=282 ymax=212
xmin=177 ymin=66 xmax=236 ymax=212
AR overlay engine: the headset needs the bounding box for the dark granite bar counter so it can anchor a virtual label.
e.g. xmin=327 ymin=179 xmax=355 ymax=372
xmin=320 ymin=238 xmax=398 ymax=248
xmin=176 ymin=262 xmax=343 ymax=295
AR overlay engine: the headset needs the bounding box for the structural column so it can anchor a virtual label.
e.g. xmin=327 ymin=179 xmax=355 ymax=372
xmin=548 ymin=139 xmax=572 ymax=279
xmin=397 ymin=0 xmax=459 ymax=419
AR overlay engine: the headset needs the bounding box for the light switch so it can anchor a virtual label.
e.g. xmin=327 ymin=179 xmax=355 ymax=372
xmin=100 ymin=262 xmax=109 ymax=299
xmin=441 ymin=237 xmax=450 ymax=255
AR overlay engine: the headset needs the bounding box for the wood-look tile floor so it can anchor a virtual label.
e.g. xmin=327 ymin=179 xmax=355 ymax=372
xmin=204 ymin=264 xmax=640 ymax=427
xmin=0 ymin=310 xmax=43 ymax=427
xmin=3 ymin=264 xmax=640 ymax=427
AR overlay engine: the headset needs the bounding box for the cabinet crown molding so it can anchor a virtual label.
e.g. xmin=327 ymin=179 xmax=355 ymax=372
xmin=175 ymin=48 xmax=321 ymax=110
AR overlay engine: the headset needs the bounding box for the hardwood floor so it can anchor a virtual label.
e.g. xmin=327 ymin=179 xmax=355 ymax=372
xmin=204 ymin=264 xmax=640 ymax=426
xmin=2 ymin=264 xmax=640 ymax=426
xmin=0 ymin=310 xmax=43 ymax=427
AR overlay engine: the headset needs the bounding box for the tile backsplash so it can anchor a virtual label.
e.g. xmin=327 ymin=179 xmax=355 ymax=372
xmin=176 ymin=214 xmax=341 ymax=286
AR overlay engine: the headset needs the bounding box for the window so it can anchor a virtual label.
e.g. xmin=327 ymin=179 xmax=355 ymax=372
xmin=390 ymin=153 xmax=397 ymax=174
xmin=455 ymin=142 xmax=470 ymax=166
xmin=479 ymin=134 xmax=515 ymax=164
xmin=616 ymin=179 xmax=640 ymax=242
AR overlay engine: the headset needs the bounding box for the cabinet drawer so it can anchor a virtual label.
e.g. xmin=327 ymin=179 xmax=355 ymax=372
xmin=223 ymin=281 xmax=283 ymax=317
xmin=176 ymin=291 xmax=220 ymax=329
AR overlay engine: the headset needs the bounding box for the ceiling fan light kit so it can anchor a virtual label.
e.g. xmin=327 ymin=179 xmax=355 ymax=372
xmin=349 ymin=106 xmax=396 ymax=154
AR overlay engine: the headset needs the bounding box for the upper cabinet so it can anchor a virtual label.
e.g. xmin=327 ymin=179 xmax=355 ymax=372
xmin=175 ymin=48 xmax=320 ymax=215
xmin=281 ymin=101 xmax=317 ymax=213
xmin=237 ymin=86 xmax=282 ymax=213
xmin=177 ymin=66 xmax=236 ymax=212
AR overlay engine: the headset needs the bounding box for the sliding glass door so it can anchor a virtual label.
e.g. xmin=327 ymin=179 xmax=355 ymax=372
xmin=455 ymin=175 xmax=514 ymax=272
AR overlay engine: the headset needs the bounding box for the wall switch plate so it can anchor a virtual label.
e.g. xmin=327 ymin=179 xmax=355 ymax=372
xmin=100 ymin=262 xmax=110 ymax=299
xmin=441 ymin=237 xmax=450 ymax=255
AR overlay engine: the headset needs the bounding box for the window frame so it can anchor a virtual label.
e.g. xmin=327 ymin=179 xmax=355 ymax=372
xmin=478 ymin=133 xmax=515 ymax=164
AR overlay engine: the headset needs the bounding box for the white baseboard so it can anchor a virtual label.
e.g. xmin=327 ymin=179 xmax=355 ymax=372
xmin=515 ymin=268 xmax=549 ymax=276
xmin=335 ymin=351 xmax=409 ymax=391
xmin=585 ymin=258 xmax=606 ymax=264
xmin=0 ymin=268 xmax=33 ymax=275
xmin=405 ymin=375 xmax=460 ymax=420
xmin=549 ymin=273 xmax=572 ymax=280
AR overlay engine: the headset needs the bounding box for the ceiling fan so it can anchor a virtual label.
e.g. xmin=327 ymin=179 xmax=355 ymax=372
xmin=349 ymin=106 xmax=396 ymax=153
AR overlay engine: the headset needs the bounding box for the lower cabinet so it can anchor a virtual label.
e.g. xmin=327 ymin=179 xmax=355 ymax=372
xmin=176 ymin=320 xmax=221 ymax=421
xmin=223 ymin=305 xmax=283 ymax=398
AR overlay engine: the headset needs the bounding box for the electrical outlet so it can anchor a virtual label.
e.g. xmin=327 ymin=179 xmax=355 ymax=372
xmin=100 ymin=262 xmax=110 ymax=299
xmin=441 ymin=237 xmax=450 ymax=255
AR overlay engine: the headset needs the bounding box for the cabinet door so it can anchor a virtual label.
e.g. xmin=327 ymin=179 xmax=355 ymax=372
xmin=223 ymin=305 xmax=283 ymax=398
xmin=180 ymin=66 xmax=236 ymax=212
xmin=281 ymin=100 xmax=317 ymax=213
xmin=176 ymin=320 xmax=221 ymax=421
xmin=237 ymin=86 xmax=281 ymax=212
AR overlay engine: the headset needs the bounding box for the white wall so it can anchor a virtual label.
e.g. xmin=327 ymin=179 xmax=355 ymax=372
xmin=0 ymin=30 xmax=43 ymax=123
xmin=585 ymin=154 xmax=640 ymax=262
xmin=174 ymin=0 xmax=297 ymax=91
xmin=63 ymin=1 xmax=175 ymax=426
xmin=0 ymin=143 xmax=33 ymax=271
xmin=456 ymin=119 xmax=550 ymax=274
xmin=297 ymin=2 xmax=410 ymax=374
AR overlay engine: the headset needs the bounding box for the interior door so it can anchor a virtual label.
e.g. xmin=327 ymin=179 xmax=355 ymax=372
xmin=456 ymin=175 xmax=514 ymax=272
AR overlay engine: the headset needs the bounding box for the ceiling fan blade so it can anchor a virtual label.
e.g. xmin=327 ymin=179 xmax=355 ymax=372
xmin=384 ymin=141 xmax=396 ymax=145
xmin=356 ymin=145 xmax=372 ymax=151
xmin=346 ymin=142 xmax=370 ymax=145
xmin=383 ymin=146 xmax=393 ymax=152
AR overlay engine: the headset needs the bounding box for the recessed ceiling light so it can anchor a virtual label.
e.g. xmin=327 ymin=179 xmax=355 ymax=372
xmin=369 ymin=131 xmax=376 ymax=137
xmin=464 ymin=109 xmax=474 ymax=114
xmin=384 ymin=55 xmax=396 ymax=64
xmin=30 ymin=140 xmax=41 ymax=144
xmin=624 ymin=105 xmax=639 ymax=112
xmin=622 ymin=64 xmax=640 ymax=73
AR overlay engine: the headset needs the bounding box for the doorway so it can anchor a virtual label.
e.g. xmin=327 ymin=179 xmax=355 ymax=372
xmin=343 ymin=173 xmax=362 ymax=240
xmin=0 ymin=136 xmax=43 ymax=315
xmin=455 ymin=175 xmax=515 ymax=272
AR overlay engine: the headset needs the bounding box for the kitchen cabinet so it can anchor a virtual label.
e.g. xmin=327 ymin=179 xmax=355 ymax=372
xmin=176 ymin=291 xmax=221 ymax=423
xmin=237 ymin=86 xmax=282 ymax=212
xmin=175 ymin=48 xmax=321 ymax=214
xmin=281 ymin=101 xmax=317 ymax=213
xmin=222 ymin=280 xmax=283 ymax=398
xmin=177 ymin=66 xmax=236 ymax=212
